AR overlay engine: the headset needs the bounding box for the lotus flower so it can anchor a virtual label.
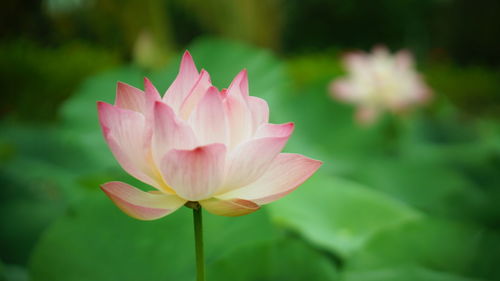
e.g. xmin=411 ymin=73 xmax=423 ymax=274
xmin=97 ymin=51 xmax=322 ymax=220
xmin=330 ymin=47 xmax=431 ymax=124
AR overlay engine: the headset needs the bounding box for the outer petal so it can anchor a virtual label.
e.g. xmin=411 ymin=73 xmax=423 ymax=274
xmin=219 ymin=123 xmax=294 ymax=194
xmin=218 ymin=153 xmax=322 ymax=205
xmin=188 ymin=86 xmax=227 ymax=145
xmin=227 ymin=69 xmax=248 ymax=97
xmin=143 ymin=77 xmax=162 ymax=104
xmin=97 ymin=102 xmax=164 ymax=190
xmin=115 ymin=80 xmax=160 ymax=119
xmin=179 ymin=70 xmax=212 ymax=119
xmin=200 ymin=197 xmax=259 ymax=217
xmin=247 ymin=96 xmax=269 ymax=132
xmin=224 ymin=94 xmax=252 ymax=148
xmin=161 ymin=143 xmax=226 ymax=201
xmin=254 ymin=122 xmax=294 ymax=138
xmin=223 ymin=70 xmax=254 ymax=148
xmin=115 ymin=82 xmax=146 ymax=113
xmin=152 ymin=101 xmax=197 ymax=165
xmin=101 ymin=181 xmax=186 ymax=220
xmin=163 ymin=51 xmax=200 ymax=113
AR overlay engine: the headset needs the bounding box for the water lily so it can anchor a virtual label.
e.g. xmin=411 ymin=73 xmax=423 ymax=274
xmin=330 ymin=46 xmax=431 ymax=124
xmin=97 ymin=51 xmax=322 ymax=220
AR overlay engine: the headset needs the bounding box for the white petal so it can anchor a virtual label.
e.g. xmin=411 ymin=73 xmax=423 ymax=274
xmin=218 ymin=123 xmax=294 ymax=194
xmin=179 ymin=70 xmax=212 ymax=119
xmin=223 ymin=70 xmax=254 ymax=148
xmin=115 ymin=82 xmax=147 ymax=113
xmin=161 ymin=143 xmax=226 ymax=201
xmin=97 ymin=102 xmax=165 ymax=190
xmin=163 ymin=51 xmax=200 ymax=113
xmin=200 ymin=197 xmax=259 ymax=217
xmin=247 ymin=96 xmax=269 ymax=132
xmin=152 ymin=101 xmax=198 ymax=165
xmin=219 ymin=153 xmax=322 ymax=205
xmin=101 ymin=181 xmax=186 ymax=220
xmin=188 ymin=86 xmax=227 ymax=145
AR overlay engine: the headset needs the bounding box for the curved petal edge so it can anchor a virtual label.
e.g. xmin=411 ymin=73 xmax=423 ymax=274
xmin=200 ymin=197 xmax=260 ymax=217
xmin=101 ymin=181 xmax=186 ymax=221
xmin=219 ymin=153 xmax=322 ymax=205
xmin=161 ymin=143 xmax=226 ymax=201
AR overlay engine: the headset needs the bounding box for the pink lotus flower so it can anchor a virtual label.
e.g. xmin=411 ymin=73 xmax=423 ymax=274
xmin=330 ymin=47 xmax=431 ymax=124
xmin=97 ymin=51 xmax=322 ymax=220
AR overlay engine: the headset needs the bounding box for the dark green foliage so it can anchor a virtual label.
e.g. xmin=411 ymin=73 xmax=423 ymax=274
xmin=0 ymin=40 xmax=118 ymax=121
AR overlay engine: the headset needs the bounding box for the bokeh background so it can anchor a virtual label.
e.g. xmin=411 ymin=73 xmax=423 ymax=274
xmin=1 ymin=0 xmax=500 ymax=280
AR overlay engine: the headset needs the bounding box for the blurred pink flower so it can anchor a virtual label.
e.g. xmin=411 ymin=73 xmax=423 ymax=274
xmin=330 ymin=46 xmax=431 ymax=124
xmin=97 ymin=51 xmax=322 ymax=220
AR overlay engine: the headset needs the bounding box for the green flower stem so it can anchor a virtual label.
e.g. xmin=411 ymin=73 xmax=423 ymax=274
xmin=193 ymin=204 xmax=205 ymax=281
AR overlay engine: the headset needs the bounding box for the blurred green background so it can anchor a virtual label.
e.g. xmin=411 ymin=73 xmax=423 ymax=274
xmin=1 ymin=0 xmax=500 ymax=280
